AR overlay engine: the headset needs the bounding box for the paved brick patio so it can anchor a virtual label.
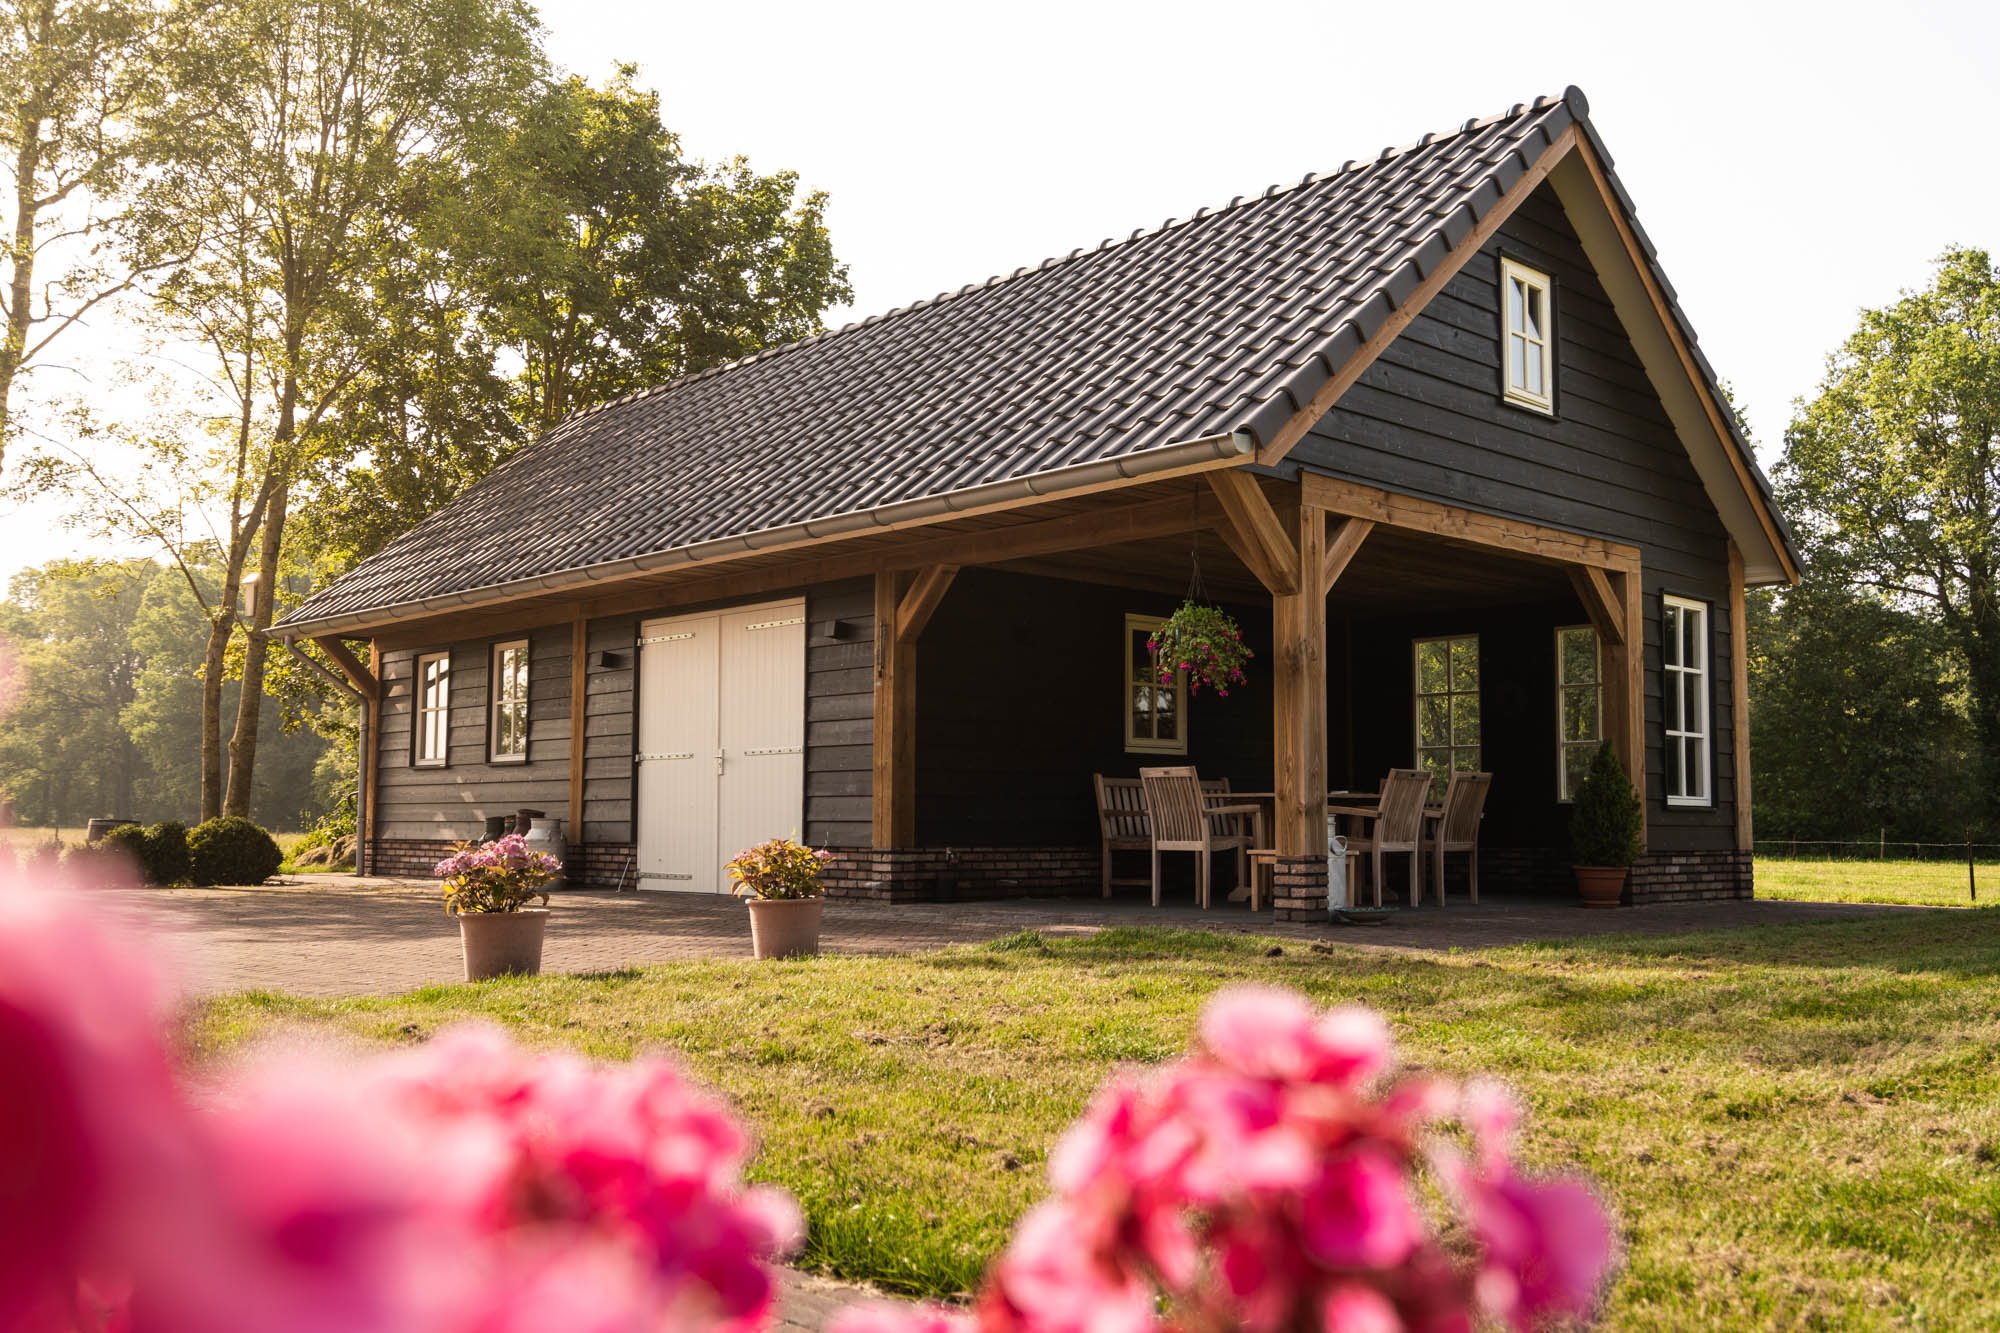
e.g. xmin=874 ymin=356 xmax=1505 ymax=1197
xmin=119 ymin=876 xmax=1931 ymax=1001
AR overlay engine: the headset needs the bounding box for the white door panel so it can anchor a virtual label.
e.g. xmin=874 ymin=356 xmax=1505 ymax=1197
xmin=635 ymin=599 xmax=805 ymax=896
xmin=636 ymin=614 xmax=720 ymax=892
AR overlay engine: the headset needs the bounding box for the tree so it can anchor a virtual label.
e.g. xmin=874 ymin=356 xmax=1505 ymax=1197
xmin=126 ymin=0 xmax=541 ymax=817
xmin=463 ymin=67 xmax=850 ymax=432
xmin=0 ymin=0 xmax=197 ymax=476
xmin=1776 ymin=247 xmax=2000 ymax=822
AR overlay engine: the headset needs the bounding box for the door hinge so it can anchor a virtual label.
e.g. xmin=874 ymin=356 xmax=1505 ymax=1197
xmin=743 ymin=616 xmax=805 ymax=631
xmin=739 ymin=746 xmax=803 ymax=757
xmin=635 ymin=751 xmax=695 ymax=762
xmin=637 ymin=870 xmax=693 ymax=881
xmin=638 ymin=631 xmax=697 ymax=646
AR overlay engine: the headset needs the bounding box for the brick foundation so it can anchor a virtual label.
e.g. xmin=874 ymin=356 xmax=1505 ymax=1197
xmin=364 ymin=838 xmax=635 ymax=890
xmin=1628 ymin=850 xmax=1753 ymax=904
xmin=820 ymin=846 xmax=1098 ymax=903
xmin=1272 ymin=855 xmax=1330 ymax=923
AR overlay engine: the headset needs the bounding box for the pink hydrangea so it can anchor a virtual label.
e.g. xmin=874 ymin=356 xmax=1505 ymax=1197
xmin=836 ymin=983 xmax=1614 ymax=1333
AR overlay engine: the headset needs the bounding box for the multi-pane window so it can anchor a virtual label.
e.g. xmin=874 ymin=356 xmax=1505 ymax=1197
xmin=415 ymin=652 xmax=450 ymax=767
xmin=1415 ymin=635 xmax=1480 ymax=795
xmin=1662 ymin=596 xmax=1710 ymax=804
xmin=1501 ymin=257 xmax=1554 ymax=412
xmin=1125 ymin=614 xmax=1187 ymax=754
xmin=489 ymin=639 xmax=529 ymax=763
xmin=1556 ymin=626 xmax=1602 ymax=801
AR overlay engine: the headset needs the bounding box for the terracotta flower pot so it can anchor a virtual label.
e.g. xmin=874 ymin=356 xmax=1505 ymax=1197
xmin=457 ymin=908 xmax=548 ymax=980
xmin=1573 ymin=866 xmax=1628 ymax=909
xmin=746 ymin=896 xmax=822 ymax=960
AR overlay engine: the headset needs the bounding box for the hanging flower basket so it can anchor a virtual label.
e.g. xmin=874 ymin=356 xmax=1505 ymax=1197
xmin=1149 ymin=601 xmax=1252 ymax=696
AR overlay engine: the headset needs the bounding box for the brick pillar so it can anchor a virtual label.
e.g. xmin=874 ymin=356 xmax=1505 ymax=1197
xmin=1272 ymin=854 xmax=1329 ymax=923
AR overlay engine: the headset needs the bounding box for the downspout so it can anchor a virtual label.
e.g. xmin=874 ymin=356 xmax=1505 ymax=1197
xmin=278 ymin=430 xmax=1258 ymax=639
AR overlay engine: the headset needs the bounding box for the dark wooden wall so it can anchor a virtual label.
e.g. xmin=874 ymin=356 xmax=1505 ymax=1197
xmin=375 ymin=630 xmax=573 ymax=841
xmin=805 ymin=580 xmax=875 ymax=847
xmin=1288 ymin=182 xmax=1738 ymax=852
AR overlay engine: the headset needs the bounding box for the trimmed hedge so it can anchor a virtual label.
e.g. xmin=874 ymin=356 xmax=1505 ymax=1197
xmin=188 ymin=816 xmax=284 ymax=887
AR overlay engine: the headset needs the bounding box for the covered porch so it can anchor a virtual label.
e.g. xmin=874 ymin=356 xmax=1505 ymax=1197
xmin=853 ymin=468 xmax=1662 ymax=918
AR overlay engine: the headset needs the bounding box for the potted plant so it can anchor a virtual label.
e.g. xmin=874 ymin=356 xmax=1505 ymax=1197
xmin=1569 ymin=744 xmax=1643 ymax=908
xmin=435 ymin=834 xmax=563 ymax=980
xmin=728 ymin=837 xmax=832 ymax=959
xmin=1148 ymin=601 xmax=1252 ymax=696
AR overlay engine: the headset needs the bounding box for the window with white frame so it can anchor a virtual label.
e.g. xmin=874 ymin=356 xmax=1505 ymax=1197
xmin=1125 ymin=614 xmax=1187 ymax=754
xmin=414 ymin=652 xmax=450 ymax=767
xmin=489 ymin=639 xmax=529 ymax=763
xmin=1415 ymin=635 xmax=1480 ymax=796
xmin=1661 ymin=596 xmax=1710 ymax=804
xmin=1501 ymin=257 xmax=1554 ymax=412
xmin=1555 ymin=625 xmax=1602 ymax=801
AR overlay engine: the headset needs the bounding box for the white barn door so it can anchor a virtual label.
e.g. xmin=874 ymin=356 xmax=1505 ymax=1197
xmin=635 ymin=599 xmax=804 ymax=893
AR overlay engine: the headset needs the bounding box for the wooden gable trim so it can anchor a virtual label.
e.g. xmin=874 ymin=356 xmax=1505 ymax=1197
xmin=1254 ymin=123 xmax=1581 ymax=467
xmin=1563 ymin=136 xmax=1799 ymax=587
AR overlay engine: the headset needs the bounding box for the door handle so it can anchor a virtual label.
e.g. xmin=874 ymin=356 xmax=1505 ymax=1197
xmin=715 ymin=748 xmax=725 ymax=776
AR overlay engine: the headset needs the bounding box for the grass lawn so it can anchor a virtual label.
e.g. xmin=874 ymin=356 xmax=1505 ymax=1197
xmin=1757 ymin=858 xmax=1990 ymax=908
xmin=190 ymin=910 xmax=2000 ymax=1330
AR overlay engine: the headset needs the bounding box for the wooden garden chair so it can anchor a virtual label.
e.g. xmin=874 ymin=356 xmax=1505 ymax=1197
xmin=1092 ymin=774 xmax=1152 ymax=898
xmin=1138 ymin=766 xmax=1257 ymax=908
xmin=1336 ymin=768 xmax=1431 ymax=907
xmin=1421 ymin=770 xmax=1492 ymax=906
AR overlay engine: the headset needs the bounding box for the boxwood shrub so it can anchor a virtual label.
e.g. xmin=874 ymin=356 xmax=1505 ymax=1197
xmin=188 ymin=816 xmax=284 ymax=887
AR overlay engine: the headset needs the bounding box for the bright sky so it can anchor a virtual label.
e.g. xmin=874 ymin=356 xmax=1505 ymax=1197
xmin=4 ymin=0 xmax=1995 ymax=586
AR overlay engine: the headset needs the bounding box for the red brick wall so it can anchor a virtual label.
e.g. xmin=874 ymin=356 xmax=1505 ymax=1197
xmin=820 ymin=846 xmax=1097 ymax=902
xmin=1273 ymin=855 xmax=1329 ymax=923
xmin=1628 ymin=850 xmax=1752 ymax=904
xmin=365 ymin=839 xmax=635 ymax=890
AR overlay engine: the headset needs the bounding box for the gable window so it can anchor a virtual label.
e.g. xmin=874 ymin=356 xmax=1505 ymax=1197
xmin=1125 ymin=614 xmax=1187 ymax=754
xmin=1662 ymin=596 xmax=1710 ymax=805
xmin=414 ymin=652 xmax=450 ymax=767
xmin=1415 ymin=635 xmax=1480 ymax=795
xmin=1501 ymin=257 xmax=1554 ymax=412
xmin=489 ymin=639 xmax=530 ymax=763
xmin=1556 ymin=626 xmax=1602 ymax=801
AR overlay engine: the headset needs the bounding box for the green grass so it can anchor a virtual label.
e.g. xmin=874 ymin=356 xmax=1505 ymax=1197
xmin=189 ymin=912 xmax=2000 ymax=1329
xmin=1757 ymin=858 xmax=1991 ymax=908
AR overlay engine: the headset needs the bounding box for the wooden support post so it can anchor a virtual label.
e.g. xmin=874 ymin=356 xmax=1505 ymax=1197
xmin=872 ymin=570 xmax=916 ymax=848
xmin=1601 ymin=567 xmax=1647 ymax=839
xmin=1728 ymin=541 xmax=1753 ymax=852
xmin=1274 ymin=505 xmax=1328 ymax=857
xmin=362 ymin=641 xmax=381 ymax=876
xmin=568 ymin=612 xmax=587 ymax=842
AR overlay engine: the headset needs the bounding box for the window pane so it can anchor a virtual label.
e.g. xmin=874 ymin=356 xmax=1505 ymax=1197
xmin=1664 ymin=731 xmax=1682 ymax=795
xmin=1562 ymin=744 xmax=1594 ymax=800
xmin=1131 ymin=685 xmax=1153 ymax=738
xmin=1452 ymin=693 xmax=1481 ymax=747
xmin=1561 ymin=686 xmax=1595 ymax=742
xmin=1448 ymin=638 xmax=1478 ymax=694
xmin=1508 ymin=279 xmax=1524 ymax=333
xmin=1454 ymin=748 xmax=1480 ymax=775
xmin=1682 ymin=607 xmax=1700 ymax=668
xmin=1418 ymin=641 xmax=1449 ymax=695
xmin=1661 ymin=606 xmax=1681 ymax=667
xmin=1154 ymin=686 xmax=1177 ymax=741
xmin=1509 ymin=337 xmax=1526 ymax=389
xmin=1683 ymin=738 xmax=1702 ymax=798
xmin=1131 ymin=629 xmax=1152 ymax=683
xmin=1419 ymin=695 xmax=1450 ymax=747
xmin=1559 ymin=628 xmax=1596 ymax=685
xmin=1682 ymin=674 xmax=1702 ymax=736
xmin=1525 ymin=286 xmax=1543 ymax=340
xmin=1420 ymin=750 xmax=1451 ymax=781
xmin=1526 ymin=342 xmax=1543 ymax=393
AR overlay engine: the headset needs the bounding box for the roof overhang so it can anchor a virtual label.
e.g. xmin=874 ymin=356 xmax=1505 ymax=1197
xmin=277 ymin=430 xmax=1256 ymax=640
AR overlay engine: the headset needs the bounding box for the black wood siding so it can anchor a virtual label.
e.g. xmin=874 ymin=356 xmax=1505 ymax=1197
xmin=1288 ymin=182 xmax=1737 ymax=851
xmin=805 ymin=580 xmax=875 ymax=847
xmin=375 ymin=631 xmax=573 ymax=841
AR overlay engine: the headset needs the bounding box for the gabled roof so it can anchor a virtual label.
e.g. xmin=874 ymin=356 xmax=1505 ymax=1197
xmin=280 ymin=87 xmax=1795 ymax=637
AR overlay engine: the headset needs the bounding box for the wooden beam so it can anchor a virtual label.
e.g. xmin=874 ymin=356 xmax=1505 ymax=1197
xmin=568 ymin=612 xmax=587 ymax=840
xmin=1274 ymin=504 xmax=1327 ymax=858
xmin=896 ymin=565 xmax=959 ymax=645
xmin=1728 ymin=541 xmax=1753 ymax=853
xmin=362 ymin=641 xmax=381 ymax=875
xmin=872 ymin=571 xmax=916 ymax=847
xmin=1566 ymin=565 xmax=1627 ymax=646
xmin=312 ymin=635 xmax=380 ymax=701
xmin=1256 ymin=124 xmax=1581 ymax=466
xmin=1602 ymin=566 xmax=1647 ymax=840
xmin=1569 ymin=137 xmax=1800 ymax=586
xmin=1301 ymin=473 xmax=1640 ymax=572
xmin=1207 ymin=470 xmax=1299 ymax=595
xmin=1320 ymin=517 xmax=1374 ymax=595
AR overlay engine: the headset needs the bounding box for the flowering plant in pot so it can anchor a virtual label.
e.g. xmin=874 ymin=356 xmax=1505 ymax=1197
xmin=728 ymin=837 xmax=831 ymax=960
xmin=1148 ymin=601 xmax=1252 ymax=696
xmin=1569 ymin=744 xmax=1643 ymax=908
xmin=435 ymin=834 xmax=563 ymax=979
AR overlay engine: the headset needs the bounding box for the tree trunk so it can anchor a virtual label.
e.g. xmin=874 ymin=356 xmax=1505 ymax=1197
xmin=223 ymin=477 xmax=288 ymax=818
xmin=0 ymin=87 xmax=45 ymax=479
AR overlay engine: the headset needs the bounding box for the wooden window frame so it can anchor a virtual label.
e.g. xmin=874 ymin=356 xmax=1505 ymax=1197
xmin=1124 ymin=612 xmax=1188 ymax=756
xmin=1555 ymin=624 xmax=1603 ymax=802
xmin=1661 ymin=594 xmax=1712 ymax=807
xmin=1500 ymin=256 xmax=1555 ymax=414
xmin=1413 ymin=633 xmax=1480 ymax=792
xmin=413 ymin=651 xmax=451 ymax=769
xmin=488 ymin=638 xmax=530 ymax=765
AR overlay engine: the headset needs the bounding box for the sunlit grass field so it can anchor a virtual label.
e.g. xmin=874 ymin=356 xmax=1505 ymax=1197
xmin=1756 ymin=857 xmax=1989 ymax=908
xmin=192 ymin=911 xmax=2000 ymax=1330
